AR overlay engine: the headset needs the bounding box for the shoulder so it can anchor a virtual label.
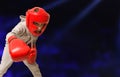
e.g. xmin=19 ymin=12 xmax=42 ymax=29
xmin=19 ymin=15 xmax=26 ymax=22
xmin=12 ymin=15 xmax=26 ymax=30
xmin=18 ymin=15 xmax=26 ymax=27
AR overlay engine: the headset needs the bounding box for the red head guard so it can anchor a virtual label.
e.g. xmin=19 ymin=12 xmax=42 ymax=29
xmin=26 ymin=7 xmax=50 ymax=36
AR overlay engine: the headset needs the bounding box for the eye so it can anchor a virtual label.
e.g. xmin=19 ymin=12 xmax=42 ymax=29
xmin=33 ymin=22 xmax=39 ymax=26
xmin=41 ymin=23 xmax=46 ymax=27
xmin=43 ymin=23 xmax=46 ymax=26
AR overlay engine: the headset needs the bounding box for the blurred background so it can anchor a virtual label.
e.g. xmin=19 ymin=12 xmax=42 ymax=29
xmin=0 ymin=0 xmax=120 ymax=77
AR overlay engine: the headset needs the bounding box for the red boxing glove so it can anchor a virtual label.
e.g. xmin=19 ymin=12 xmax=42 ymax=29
xmin=8 ymin=35 xmax=30 ymax=62
xmin=27 ymin=48 xmax=37 ymax=64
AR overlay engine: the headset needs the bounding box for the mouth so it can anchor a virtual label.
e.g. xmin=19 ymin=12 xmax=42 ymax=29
xmin=34 ymin=30 xmax=41 ymax=34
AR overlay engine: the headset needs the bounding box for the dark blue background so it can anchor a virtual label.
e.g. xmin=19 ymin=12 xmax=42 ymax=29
xmin=0 ymin=0 xmax=120 ymax=77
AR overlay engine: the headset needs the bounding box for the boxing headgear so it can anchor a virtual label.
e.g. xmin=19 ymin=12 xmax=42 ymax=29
xmin=26 ymin=7 xmax=50 ymax=36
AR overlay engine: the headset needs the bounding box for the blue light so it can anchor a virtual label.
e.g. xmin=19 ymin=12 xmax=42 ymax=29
xmin=51 ymin=0 xmax=101 ymax=42
xmin=43 ymin=0 xmax=68 ymax=10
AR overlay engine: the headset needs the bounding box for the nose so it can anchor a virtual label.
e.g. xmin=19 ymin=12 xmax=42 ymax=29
xmin=38 ymin=27 xmax=42 ymax=30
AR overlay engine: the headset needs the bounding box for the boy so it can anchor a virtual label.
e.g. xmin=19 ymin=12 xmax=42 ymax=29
xmin=0 ymin=7 xmax=50 ymax=77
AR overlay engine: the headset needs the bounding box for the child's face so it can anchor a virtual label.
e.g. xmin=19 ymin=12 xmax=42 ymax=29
xmin=32 ymin=21 xmax=47 ymax=36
